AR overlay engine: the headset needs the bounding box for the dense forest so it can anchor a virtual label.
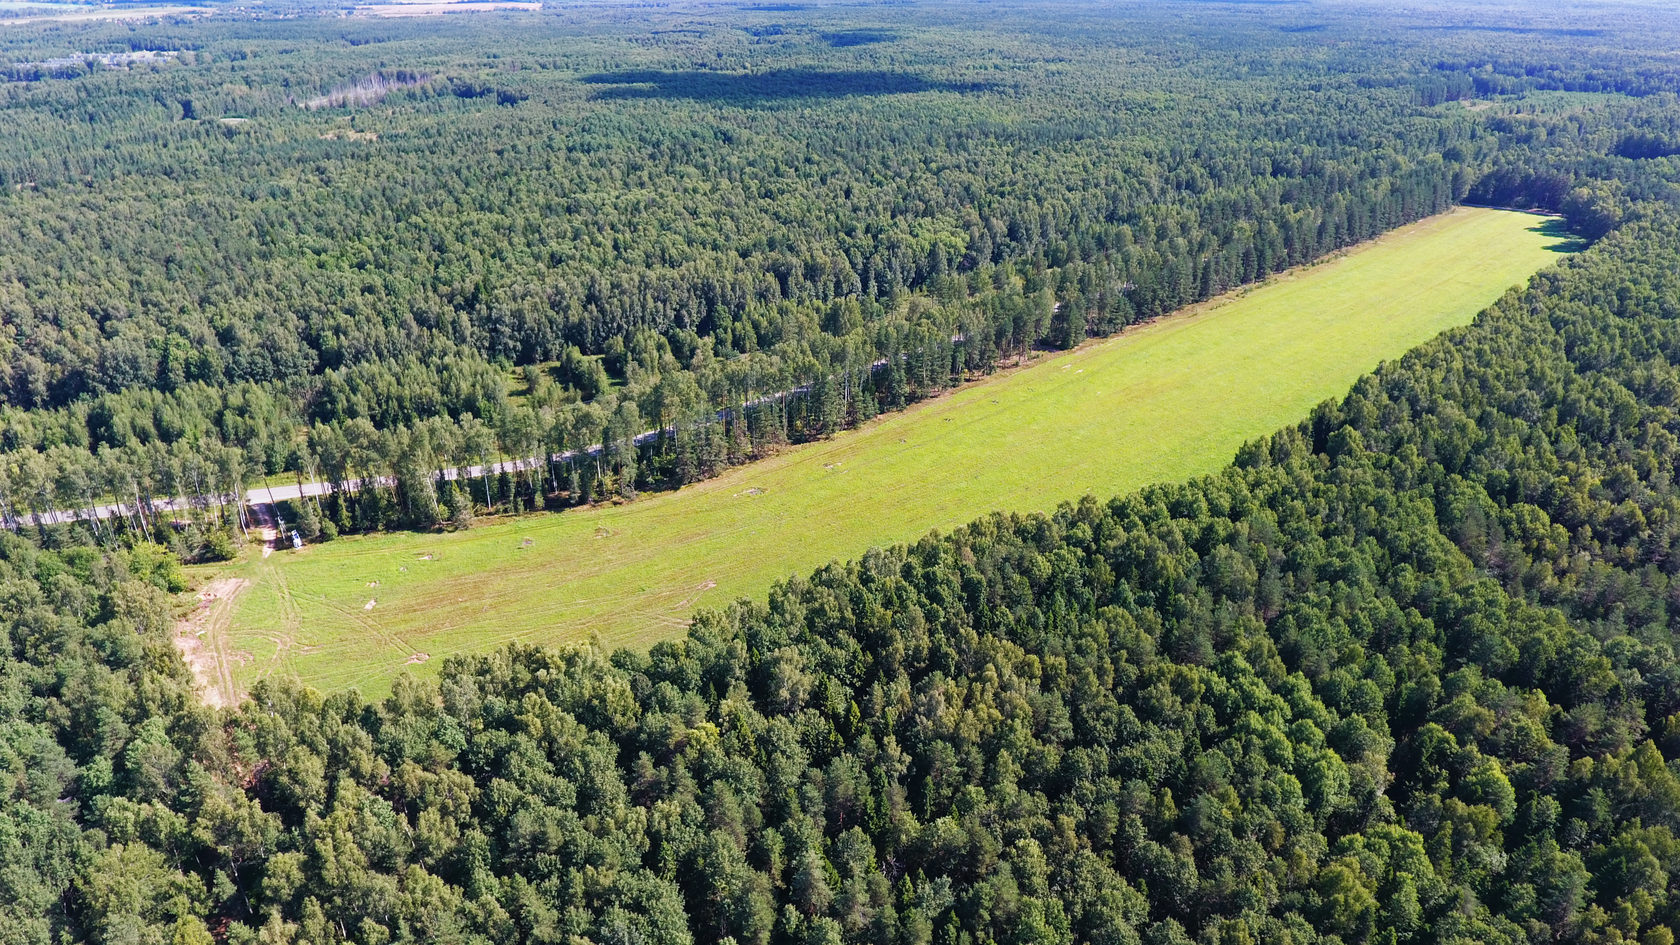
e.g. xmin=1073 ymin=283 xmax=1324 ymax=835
xmin=8 ymin=137 xmax=1680 ymax=945
xmin=6 ymin=0 xmax=1680 ymax=942
xmin=5 ymin=0 xmax=1673 ymax=557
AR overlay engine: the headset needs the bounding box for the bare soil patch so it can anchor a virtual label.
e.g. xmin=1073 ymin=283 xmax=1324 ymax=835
xmin=175 ymin=577 xmax=250 ymax=709
xmin=320 ymin=129 xmax=379 ymax=142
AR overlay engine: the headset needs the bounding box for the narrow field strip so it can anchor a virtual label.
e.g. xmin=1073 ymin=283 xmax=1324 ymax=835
xmin=203 ymin=207 xmax=1573 ymax=697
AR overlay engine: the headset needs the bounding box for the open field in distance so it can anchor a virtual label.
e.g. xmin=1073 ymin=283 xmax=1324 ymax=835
xmin=198 ymin=207 xmax=1575 ymax=698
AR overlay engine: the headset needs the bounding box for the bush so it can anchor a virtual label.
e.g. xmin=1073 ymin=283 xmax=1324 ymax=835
xmin=198 ymin=528 xmax=237 ymax=562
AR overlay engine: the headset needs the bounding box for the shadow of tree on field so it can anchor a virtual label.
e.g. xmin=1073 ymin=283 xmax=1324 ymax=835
xmin=1531 ymin=217 xmax=1591 ymax=254
xmin=821 ymin=29 xmax=896 ymax=48
xmin=581 ymin=68 xmax=985 ymax=103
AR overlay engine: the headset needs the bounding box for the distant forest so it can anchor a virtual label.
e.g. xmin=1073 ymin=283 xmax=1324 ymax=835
xmin=1 ymin=0 xmax=1665 ymax=556
xmin=5 ymin=2 xmax=1680 ymax=943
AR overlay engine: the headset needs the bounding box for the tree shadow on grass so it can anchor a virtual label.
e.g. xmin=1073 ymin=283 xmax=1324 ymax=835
xmin=821 ymin=29 xmax=896 ymax=48
xmin=581 ymin=68 xmax=986 ymax=103
xmin=1531 ymin=217 xmax=1590 ymax=254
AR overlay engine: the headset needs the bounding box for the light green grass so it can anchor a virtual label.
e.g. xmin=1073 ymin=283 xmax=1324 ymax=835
xmin=1448 ymin=91 xmax=1627 ymax=119
xmin=207 ymin=208 xmax=1573 ymax=697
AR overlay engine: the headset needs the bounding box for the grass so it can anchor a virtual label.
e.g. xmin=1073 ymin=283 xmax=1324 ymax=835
xmin=202 ymin=208 xmax=1574 ymax=698
xmin=1448 ymin=90 xmax=1627 ymax=119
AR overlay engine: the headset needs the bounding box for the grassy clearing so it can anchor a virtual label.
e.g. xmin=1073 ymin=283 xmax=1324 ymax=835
xmin=204 ymin=208 xmax=1574 ymax=697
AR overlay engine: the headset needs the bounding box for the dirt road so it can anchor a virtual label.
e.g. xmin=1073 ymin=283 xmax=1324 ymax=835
xmin=173 ymin=577 xmax=251 ymax=708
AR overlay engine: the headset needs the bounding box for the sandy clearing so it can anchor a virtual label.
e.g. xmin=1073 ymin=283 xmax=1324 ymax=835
xmin=174 ymin=577 xmax=251 ymax=709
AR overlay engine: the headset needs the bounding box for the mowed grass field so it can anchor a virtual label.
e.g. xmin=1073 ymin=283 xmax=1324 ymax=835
xmin=205 ymin=208 xmax=1572 ymax=697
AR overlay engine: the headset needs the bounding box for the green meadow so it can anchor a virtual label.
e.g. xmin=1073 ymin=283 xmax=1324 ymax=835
xmin=206 ymin=208 xmax=1573 ymax=697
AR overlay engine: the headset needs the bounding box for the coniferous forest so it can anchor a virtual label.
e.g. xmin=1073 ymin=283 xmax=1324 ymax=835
xmin=5 ymin=1 xmax=1680 ymax=943
xmin=0 ymin=0 xmax=1666 ymax=550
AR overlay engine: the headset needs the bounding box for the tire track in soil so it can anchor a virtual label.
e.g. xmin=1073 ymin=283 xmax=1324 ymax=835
xmin=175 ymin=577 xmax=250 ymax=709
xmin=295 ymin=578 xmax=427 ymax=669
xmin=255 ymin=561 xmax=307 ymax=688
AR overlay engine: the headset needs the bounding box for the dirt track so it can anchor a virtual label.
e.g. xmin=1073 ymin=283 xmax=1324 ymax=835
xmin=174 ymin=577 xmax=250 ymax=708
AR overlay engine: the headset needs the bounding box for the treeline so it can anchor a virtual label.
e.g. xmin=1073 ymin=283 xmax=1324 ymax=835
xmin=5 ymin=215 xmax=1452 ymax=559
xmin=0 ymin=11 xmax=1468 ymax=412
xmin=0 ymin=0 xmax=1530 ymax=533
xmin=9 ymin=2 xmax=1676 ymax=549
xmin=0 ymin=281 xmax=1058 ymax=548
xmin=6 ymin=155 xmax=1680 ymax=944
